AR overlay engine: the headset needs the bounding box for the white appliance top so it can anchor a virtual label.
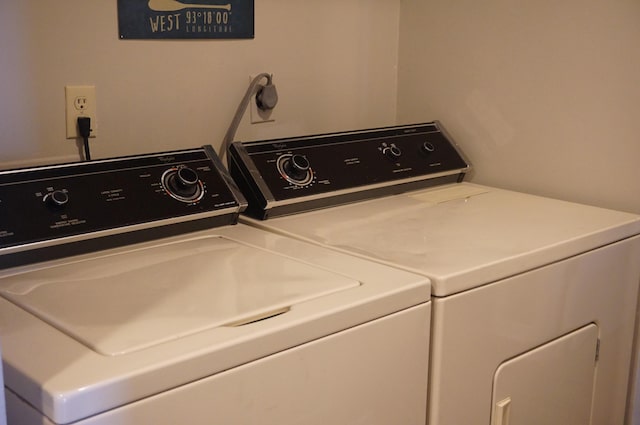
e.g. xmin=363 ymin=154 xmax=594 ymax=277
xmin=0 ymin=224 xmax=429 ymax=424
xmin=1 ymin=237 xmax=359 ymax=356
xmin=244 ymin=183 xmax=640 ymax=296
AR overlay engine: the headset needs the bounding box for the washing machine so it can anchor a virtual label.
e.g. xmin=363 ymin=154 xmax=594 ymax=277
xmin=0 ymin=146 xmax=431 ymax=424
xmin=228 ymin=122 xmax=640 ymax=425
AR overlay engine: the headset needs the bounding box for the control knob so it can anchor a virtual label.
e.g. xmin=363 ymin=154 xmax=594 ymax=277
xmin=43 ymin=190 xmax=69 ymax=207
xmin=421 ymin=142 xmax=436 ymax=155
xmin=172 ymin=167 xmax=199 ymax=197
xmin=162 ymin=166 xmax=204 ymax=203
xmin=277 ymin=154 xmax=314 ymax=186
xmin=283 ymin=154 xmax=310 ymax=181
xmin=382 ymin=144 xmax=402 ymax=160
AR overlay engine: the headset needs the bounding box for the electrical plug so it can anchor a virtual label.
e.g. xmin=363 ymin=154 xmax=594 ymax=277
xmin=256 ymin=83 xmax=278 ymax=110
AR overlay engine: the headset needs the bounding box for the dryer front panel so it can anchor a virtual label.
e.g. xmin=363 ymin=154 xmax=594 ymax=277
xmin=491 ymin=324 xmax=598 ymax=425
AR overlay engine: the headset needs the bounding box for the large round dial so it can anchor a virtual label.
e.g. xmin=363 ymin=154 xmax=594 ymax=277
xmin=277 ymin=154 xmax=314 ymax=186
xmin=43 ymin=190 xmax=69 ymax=207
xmin=382 ymin=144 xmax=402 ymax=160
xmin=161 ymin=166 xmax=205 ymax=203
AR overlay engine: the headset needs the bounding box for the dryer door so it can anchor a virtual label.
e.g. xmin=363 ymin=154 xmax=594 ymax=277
xmin=491 ymin=324 xmax=598 ymax=425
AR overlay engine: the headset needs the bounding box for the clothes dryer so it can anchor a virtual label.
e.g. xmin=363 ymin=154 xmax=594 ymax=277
xmin=0 ymin=147 xmax=430 ymax=425
xmin=229 ymin=122 xmax=640 ymax=425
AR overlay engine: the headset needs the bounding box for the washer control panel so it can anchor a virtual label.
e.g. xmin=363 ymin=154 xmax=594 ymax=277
xmin=0 ymin=146 xmax=245 ymax=266
xmin=229 ymin=122 xmax=471 ymax=218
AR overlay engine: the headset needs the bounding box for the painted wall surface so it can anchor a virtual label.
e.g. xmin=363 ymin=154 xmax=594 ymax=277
xmin=0 ymin=1 xmax=400 ymax=168
xmin=397 ymin=0 xmax=640 ymax=213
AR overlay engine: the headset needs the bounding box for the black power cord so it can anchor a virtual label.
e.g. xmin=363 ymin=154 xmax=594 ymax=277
xmin=77 ymin=117 xmax=92 ymax=161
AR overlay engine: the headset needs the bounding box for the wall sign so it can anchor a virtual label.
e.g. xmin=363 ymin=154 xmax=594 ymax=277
xmin=118 ymin=0 xmax=254 ymax=39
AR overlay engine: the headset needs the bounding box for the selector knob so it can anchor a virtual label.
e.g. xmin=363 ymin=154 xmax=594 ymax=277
xmin=173 ymin=167 xmax=199 ymax=197
xmin=283 ymin=154 xmax=310 ymax=181
xmin=162 ymin=166 xmax=205 ymax=203
xmin=421 ymin=142 xmax=436 ymax=155
xmin=44 ymin=190 xmax=69 ymax=207
xmin=383 ymin=144 xmax=402 ymax=160
xmin=276 ymin=153 xmax=314 ymax=186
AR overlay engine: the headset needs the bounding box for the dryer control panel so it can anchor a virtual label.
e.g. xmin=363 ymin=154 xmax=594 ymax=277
xmin=0 ymin=146 xmax=246 ymax=268
xmin=229 ymin=122 xmax=470 ymax=219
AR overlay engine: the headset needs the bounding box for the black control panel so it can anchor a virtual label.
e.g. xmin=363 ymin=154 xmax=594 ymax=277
xmin=0 ymin=146 xmax=246 ymax=268
xmin=229 ymin=122 xmax=471 ymax=219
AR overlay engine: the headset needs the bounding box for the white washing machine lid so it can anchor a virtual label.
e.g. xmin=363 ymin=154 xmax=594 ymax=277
xmin=0 ymin=224 xmax=429 ymax=424
xmin=244 ymin=183 xmax=640 ymax=296
xmin=0 ymin=236 xmax=359 ymax=356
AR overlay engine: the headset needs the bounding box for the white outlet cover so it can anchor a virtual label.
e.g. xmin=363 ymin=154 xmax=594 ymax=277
xmin=65 ymin=85 xmax=97 ymax=139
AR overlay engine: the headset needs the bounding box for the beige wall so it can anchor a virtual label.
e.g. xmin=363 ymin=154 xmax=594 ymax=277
xmin=398 ymin=0 xmax=640 ymax=213
xmin=0 ymin=1 xmax=400 ymax=168
xmin=3 ymin=1 xmax=639 ymax=214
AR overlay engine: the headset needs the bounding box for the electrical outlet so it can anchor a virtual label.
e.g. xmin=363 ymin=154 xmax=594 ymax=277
xmin=65 ymin=85 xmax=97 ymax=138
xmin=249 ymin=75 xmax=276 ymax=124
